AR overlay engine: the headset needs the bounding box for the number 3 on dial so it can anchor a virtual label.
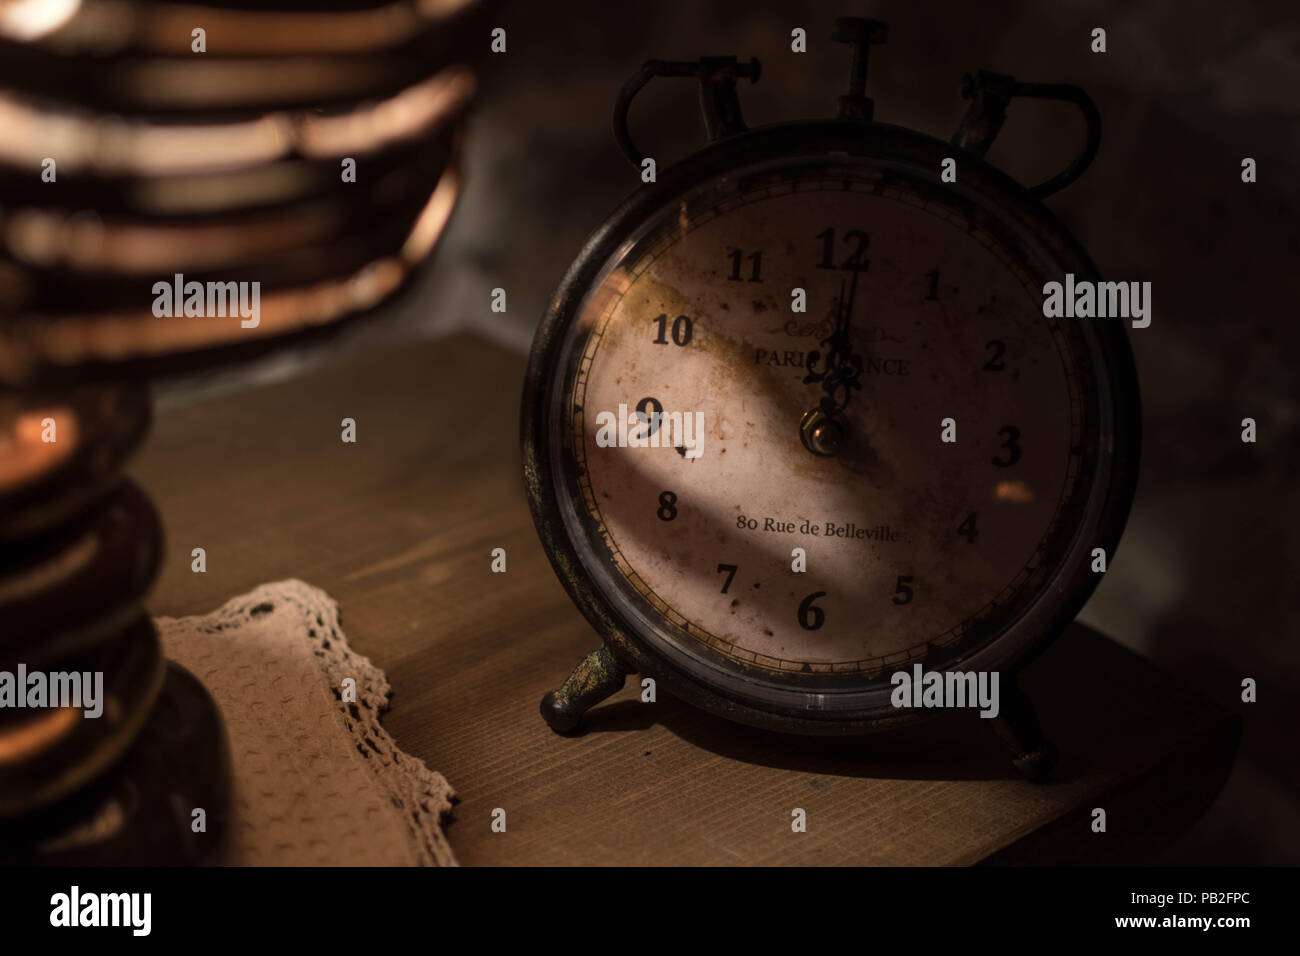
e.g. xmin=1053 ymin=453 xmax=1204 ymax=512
xmin=992 ymin=426 xmax=1021 ymax=467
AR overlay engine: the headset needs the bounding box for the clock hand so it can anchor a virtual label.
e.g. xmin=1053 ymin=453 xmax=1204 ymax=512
xmin=800 ymin=268 xmax=865 ymax=457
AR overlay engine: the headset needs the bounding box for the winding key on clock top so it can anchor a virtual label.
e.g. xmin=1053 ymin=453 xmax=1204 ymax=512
xmin=831 ymin=17 xmax=888 ymax=121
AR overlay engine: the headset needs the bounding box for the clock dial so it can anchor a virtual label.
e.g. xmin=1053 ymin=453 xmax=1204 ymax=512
xmin=548 ymin=156 xmax=1105 ymax=701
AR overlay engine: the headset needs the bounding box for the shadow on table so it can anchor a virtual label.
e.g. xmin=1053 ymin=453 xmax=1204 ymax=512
xmin=559 ymin=622 xmax=1238 ymax=792
xmin=573 ymin=693 xmax=1026 ymax=783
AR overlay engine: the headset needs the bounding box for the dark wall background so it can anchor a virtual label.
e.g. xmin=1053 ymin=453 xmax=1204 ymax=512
xmin=174 ymin=0 xmax=1300 ymax=863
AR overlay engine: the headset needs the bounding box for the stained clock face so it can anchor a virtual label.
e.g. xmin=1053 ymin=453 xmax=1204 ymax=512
xmin=541 ymin=148 xmax=1121 ymax=717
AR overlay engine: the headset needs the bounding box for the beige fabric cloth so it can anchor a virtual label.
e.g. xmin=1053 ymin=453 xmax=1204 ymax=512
xmin=156 ymin=579 xmax=457 ymax=866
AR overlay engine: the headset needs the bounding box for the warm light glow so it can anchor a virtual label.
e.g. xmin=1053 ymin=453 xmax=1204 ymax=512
xmin=1 ymin=161 xmax=463 ymax=372
xmin=0 ymin=95 xmax=285 ymax=175
xmin=402 ymin=159 xmax=461 ymax=263
xmin=0 ymin=707 xmax=80 ymax=765
xmin=137 ymin=0 xmax=476 ymax=56
xmin=0 ymin=66 xmax=472 ymax=176
xmin=0 ymin=0 xmax=81 ymax=41
xmin=298 ymin=68 xmax=475 ymax=158
xmin=5 ymin=205 xmax=337 ymax=273
xmin=0 ymin=406 xmax=77 ymax=489
xmin=995 ymin=480 xmax=1035 ymax=503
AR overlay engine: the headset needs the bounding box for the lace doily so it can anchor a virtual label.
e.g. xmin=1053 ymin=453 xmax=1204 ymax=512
xmin=155 ymin=580 xmax=457 ymax=866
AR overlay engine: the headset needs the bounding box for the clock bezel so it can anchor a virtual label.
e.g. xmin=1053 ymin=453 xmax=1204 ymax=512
xmin=521 ymin=118 xmax=1141 ymax=735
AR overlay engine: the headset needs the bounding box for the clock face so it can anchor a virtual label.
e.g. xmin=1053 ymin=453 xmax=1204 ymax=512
xmin=540 ymin=147 xmax=1123 ymax=717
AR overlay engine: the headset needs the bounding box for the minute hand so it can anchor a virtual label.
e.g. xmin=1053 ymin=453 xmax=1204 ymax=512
xmin=803 ymin=267 xmax=865 ymax=418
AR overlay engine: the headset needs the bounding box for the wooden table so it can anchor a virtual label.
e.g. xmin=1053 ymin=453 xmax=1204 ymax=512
xmin=134 ymin=334 xmax=1239 ymax=865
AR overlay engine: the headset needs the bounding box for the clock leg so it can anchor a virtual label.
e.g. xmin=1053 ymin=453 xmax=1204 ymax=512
xmin=987 ymin=681 xmax=1057 ymax=782
xmin=540 ymin=646 xmax=628 ymax=734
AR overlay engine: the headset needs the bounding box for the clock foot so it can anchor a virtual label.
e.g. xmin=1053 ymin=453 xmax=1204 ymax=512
xmin=540 ymin=647 xmax=628 ymax=734
xmin=987 ymin=682 xmax=1057 ymax=783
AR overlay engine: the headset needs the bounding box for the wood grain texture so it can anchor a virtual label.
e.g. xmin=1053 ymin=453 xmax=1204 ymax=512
xmin=133 ymin=333 xmax=1239 ymax=865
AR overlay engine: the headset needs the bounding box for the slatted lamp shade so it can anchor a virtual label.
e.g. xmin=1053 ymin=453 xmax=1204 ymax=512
xmin=0 ymin=0 xmax=491 ymax=862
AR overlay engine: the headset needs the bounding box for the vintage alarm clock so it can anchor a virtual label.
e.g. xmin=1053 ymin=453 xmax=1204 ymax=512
xmin=521 ymin=18 xmax=1139 ymax=780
